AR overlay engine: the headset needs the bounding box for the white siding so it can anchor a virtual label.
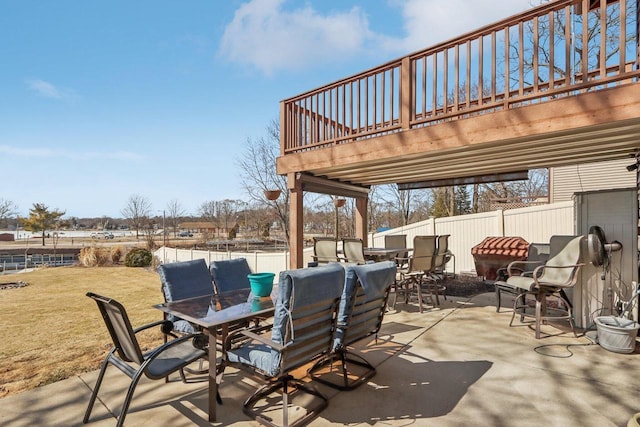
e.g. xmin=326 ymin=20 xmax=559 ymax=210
xmin=550 ymin=159 xmax=637 ymax=202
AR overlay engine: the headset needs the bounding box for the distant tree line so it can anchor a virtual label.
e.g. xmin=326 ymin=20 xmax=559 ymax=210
xmin=0 ymin=120 xmax=548 ymax=248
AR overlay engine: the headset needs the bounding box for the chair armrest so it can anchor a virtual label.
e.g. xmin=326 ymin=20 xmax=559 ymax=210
xmin=224 ymin=324 xmax=284 ymax=351
xmin=133 ymin=319 xmax=168 ymax=335
xmin=532 ymin=263 xmax=584 ymax=287
xmin=506 ymin=260 xmax=545 ymax=276
xmin=238 ymin=329 xmax=287 ymax=352
xmin=144 ymin=331 xmax=206 ymax=360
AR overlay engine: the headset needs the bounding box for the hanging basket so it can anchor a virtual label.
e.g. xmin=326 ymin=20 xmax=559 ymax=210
xmin=264 ymin=189 xmax=282 ymax=201
xmin=334 ymin=198 xmax=346 ymax=208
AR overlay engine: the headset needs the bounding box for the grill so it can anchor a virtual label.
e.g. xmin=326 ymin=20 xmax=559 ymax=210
xmin=471 ymin=236 xmax=529 ymax=280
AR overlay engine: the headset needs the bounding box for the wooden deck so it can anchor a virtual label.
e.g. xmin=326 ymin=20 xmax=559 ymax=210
xmin=277 ymin=0 xmax=640 ymax=267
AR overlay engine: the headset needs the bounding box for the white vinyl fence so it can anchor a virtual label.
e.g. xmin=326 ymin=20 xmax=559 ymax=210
xmin=155 ymin=201 xmax=575 ymax=276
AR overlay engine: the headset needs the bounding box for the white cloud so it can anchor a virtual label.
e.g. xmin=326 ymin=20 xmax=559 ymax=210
xmin=0 ymin=145 xmax=142 ymax=161
xmin=219 ymin=0 xmax=373 ymax=75
xmin=385 ymin=0 xmax=535 ymax=53
xmin=220 ymin=0 xmax=535 ymax=74
xmin=26 ymin=79 xmax=79 ymax=101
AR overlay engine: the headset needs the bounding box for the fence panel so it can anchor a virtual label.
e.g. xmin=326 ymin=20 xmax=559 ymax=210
xmin=156 ymin=201 xmax=575 ymax=278
xmin=503 ymin=201 xmax=574 ymax=242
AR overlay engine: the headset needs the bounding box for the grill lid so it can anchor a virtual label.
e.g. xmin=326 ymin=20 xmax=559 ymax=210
xmin=471 ymin=236 xmax=529 ymax=257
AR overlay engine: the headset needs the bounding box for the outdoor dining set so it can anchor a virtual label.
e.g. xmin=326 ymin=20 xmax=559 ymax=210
xmin=83 ymin=254 xmax=398 ymax=427
xmin=80 ymin=232 xmax=461 ymax=426
xmin=79 ymin=228 xmax=637 ymax=426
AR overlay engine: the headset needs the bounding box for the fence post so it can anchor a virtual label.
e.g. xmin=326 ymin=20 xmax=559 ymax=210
xmin=496 ymin=209 xmax=505 ymax=236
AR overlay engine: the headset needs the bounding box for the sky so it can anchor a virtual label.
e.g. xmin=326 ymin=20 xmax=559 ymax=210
xmin=0 ymin=0 xmax=535 ymax=218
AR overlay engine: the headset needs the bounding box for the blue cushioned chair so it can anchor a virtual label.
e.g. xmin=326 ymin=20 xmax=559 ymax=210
xmin=224 ymin=263 xmax=345 ymax=427
xmin=210 ymin=258 xmax=252 ymax=293
xmin=157 ymin=259 xmax=215 ymax=380
xmin=157 ymin=259 xmax=215 ymax=334
xmin=308 ymin=261 xmax=396 ymax=390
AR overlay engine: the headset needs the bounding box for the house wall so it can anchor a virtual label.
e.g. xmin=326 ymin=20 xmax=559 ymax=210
xmin=550 ymin=159 xmax=637 ymax=202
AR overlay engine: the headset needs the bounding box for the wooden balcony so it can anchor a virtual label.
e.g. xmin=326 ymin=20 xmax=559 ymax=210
xmin=278 ymin=0 xmax=640 ymax=267
xmin=279 ymin=0 xmax=640 ymax=184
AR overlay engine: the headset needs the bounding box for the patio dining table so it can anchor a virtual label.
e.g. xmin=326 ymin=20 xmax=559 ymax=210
xmin=364 ymin=247 xmax=411 ymax=262
xmin=154 ymin=288 xmax=275 ymax=422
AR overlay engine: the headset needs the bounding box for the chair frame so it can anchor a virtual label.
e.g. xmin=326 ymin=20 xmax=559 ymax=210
xmin=84 ymin=292 xmax=206 ymax=427
xmin=508 ymin=236 xmax=584 ymax=339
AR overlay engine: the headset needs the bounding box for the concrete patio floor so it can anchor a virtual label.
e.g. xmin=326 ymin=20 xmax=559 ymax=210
xmin=1 ymin=291 xmax=639 ymax=427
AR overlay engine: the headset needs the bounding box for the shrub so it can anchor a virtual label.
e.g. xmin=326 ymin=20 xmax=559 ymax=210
xmin=110 ymin=246 xmax=123 ymax=264
xmin=78 ymin=247 xmax=111 ymax=267
xmin=124 ymin=248 xmax=152 ymax=267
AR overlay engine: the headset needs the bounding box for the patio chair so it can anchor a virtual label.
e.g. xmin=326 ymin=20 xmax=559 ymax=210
xmin=508 ymin=235 xmax=585 ymax=339
xmin=342 ymin=237 xmax=368 ymax=264
xmin=396 ymin=235 xmax=439 ymax=313
xmin=312 ymin=237 xmax=341 ymax=265
xmin=429 ymin=234 xmax=451 ymax=301
xmin=223 ymin=263 xmax=345 ymax=427
xmin=384 ymin=234 xmax=408 ymax=307
xmin=384 ymin=234 xmax=408 ymax=266
xmin=494 ymin=242 xmax=550 ymax=312
xmin=157 ymin=259 xmax=214 ymax=335
xmin=308 ymin=261 xmax=396 ymax=390
xmin=210 ymin=257 xmax=252 ymax=293
xmin=210 ymin=257 xmax=266 ymax=348
xmin=157 ymin=259 xmax=231 ymax=386
xmin=84 ymin=292 xmax=206 ymax=427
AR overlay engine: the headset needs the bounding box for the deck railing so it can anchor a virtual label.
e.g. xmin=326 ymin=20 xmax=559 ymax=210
xmin=281 ymin=0 xmax=639 ymax=154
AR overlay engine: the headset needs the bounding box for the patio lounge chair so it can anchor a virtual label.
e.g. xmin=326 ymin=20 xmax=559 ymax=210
xmin=224 ymin=263 xmax=345 ymax=427
xmin=84 ymin=292 xmax=206 ymax=427
xmin=308 ymin=261 xmax=396 ymax=390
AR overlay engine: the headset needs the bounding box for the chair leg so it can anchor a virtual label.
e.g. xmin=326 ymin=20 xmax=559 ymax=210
xmin=496 ymin=287 xmax=502 ymax=312
xmin=83 ymin=356 xmax=110 ymax=424
xmin=535 ymin=292 xmax=545 ymax=339
xmin=243 ymin=375 xmax=328 ymax=427
xmin=308 ymin=348 xmax=376 ymax=391
xmin=116 ymin=369 xmax=145 ymax=427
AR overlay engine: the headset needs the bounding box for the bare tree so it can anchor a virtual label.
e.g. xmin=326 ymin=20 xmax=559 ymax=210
xmin=0 ymin=198 xmax=18 ymax=228
xmin=121 ymin=194 xmax=152 ymax=239
xmin=198 ymin=200 xmax=219 ymax=237
xmin=377 ymin=185 xmax=430 ymax=226
xmin=237 ymin=120 xmax=291 ymax=246
xmin=217 ymin=199 xmax=242 ymax=239
xmin=166 ymin=199 xmax=185 ymax=237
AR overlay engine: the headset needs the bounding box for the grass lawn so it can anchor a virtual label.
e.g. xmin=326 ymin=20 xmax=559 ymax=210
xmin=0 ymin=265 xmax=165 ymax=398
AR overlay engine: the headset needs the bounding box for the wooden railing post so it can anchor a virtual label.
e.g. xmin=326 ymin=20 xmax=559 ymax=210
xmin=288 ymin=173 xmax=304 ymax=269
xmin=401 ymin=56 xmax=411 ymax=130
xmin=279 ymin=101 xmax=286 ymax=155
